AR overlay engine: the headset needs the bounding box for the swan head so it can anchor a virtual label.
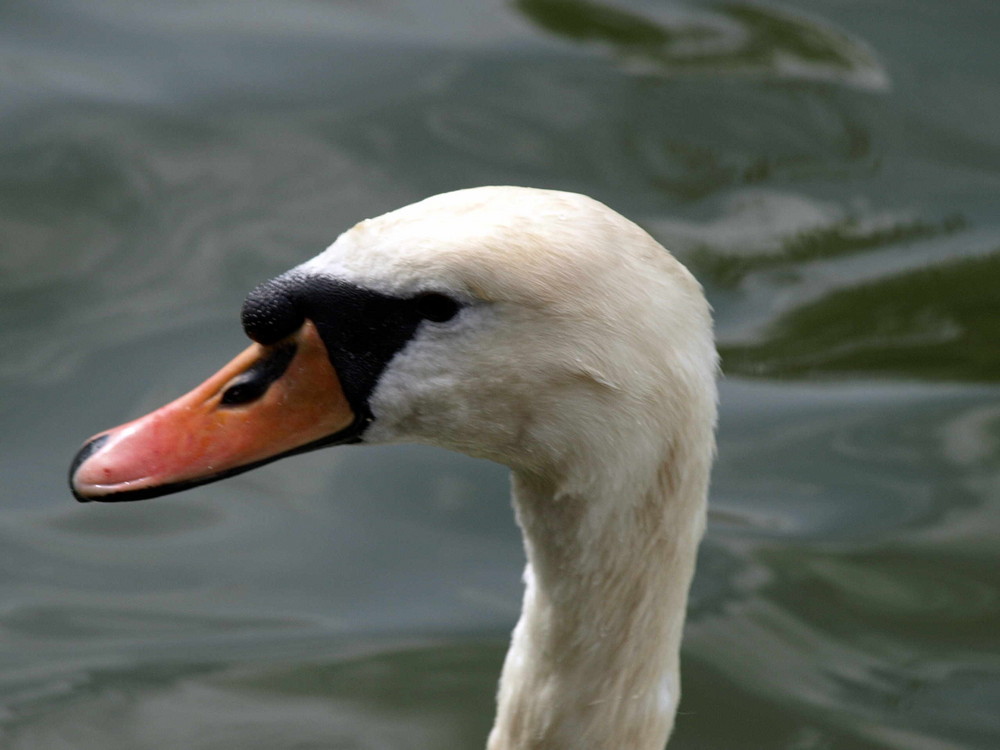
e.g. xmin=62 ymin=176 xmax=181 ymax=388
xmin=70 ymin=186 xmax=716 ymax=502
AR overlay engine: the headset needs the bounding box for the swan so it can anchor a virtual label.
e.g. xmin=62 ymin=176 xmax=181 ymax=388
xmin=70 ymin=186 xmax=718 ymax=749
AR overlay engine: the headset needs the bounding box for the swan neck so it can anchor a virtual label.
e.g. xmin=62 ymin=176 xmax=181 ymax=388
xmin=487 ymin=462 xmax=706 ymax=750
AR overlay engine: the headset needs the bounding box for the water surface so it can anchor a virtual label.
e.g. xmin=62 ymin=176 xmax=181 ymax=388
xmin=2 ymin=1 xmax=999 ymax=748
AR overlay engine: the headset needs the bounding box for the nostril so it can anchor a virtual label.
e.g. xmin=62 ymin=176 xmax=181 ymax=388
xmin=221 ymin=375 xmax=268 ymax=405
xmin=219 ymin=343 xmax=297 ymax=408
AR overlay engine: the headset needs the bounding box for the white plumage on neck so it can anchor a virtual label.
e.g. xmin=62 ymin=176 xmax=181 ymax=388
xmin=491 ymin=450 xmax=709 ymax=749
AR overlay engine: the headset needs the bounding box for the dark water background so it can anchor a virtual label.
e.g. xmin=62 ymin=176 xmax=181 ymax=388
xmin=2 ymin=1 xmax=999 ymax=747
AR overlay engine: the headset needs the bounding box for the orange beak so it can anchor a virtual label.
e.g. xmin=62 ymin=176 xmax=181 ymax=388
xmin=70 ymin=320 xmax=355 ymax=502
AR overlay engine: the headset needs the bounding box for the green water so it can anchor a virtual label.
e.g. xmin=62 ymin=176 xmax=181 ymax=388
xmin=2 ymin=1 xmax=999 ymax=747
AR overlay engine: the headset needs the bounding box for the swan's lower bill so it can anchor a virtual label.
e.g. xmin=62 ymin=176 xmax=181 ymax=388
xmin=70 ymin=320 xmax=355 ymax=502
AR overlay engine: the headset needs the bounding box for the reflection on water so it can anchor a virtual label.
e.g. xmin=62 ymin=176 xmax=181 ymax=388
xmin=2 ymin=0 xmax=999 ymax=748
xmin=720 ymin=251 xmax=1000 ymax=381
xmin=516 ymin=0 xmax=888 ymax=89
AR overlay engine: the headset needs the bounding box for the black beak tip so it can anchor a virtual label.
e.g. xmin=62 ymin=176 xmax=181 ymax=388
xmin=69 ymin=434 xmax=109 ymax=503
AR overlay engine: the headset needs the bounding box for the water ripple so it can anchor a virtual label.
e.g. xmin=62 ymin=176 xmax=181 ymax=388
xmin=516 ymin=0 xmax=889 ymax=90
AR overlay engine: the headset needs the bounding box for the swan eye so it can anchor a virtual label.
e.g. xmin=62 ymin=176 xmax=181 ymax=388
xmin=414 ymin=293 xmax=460 ymax=323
